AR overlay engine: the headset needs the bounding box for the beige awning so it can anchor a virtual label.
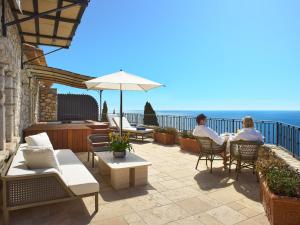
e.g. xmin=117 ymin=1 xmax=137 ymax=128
xmin=28 ymin=64 xmax=93 ymax=89
xmin=7 ymin=0 xmax=89 ymax=48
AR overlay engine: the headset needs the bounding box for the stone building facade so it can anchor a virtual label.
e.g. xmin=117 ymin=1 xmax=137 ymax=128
xmin=0 ymin=0 xmax=39 ymax=156
xmin=39 ymin=85 xmax=57 ymax=121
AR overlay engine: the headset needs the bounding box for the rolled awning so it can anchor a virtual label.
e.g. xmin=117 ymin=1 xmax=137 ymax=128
xmin=27 ymin=64 xmax=93 ymax=89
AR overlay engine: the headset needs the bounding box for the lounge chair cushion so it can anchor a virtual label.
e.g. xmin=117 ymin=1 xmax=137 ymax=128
xmin=107 ymin=114 xmax=117 ymax=128
xmin=113 ymin=117 xmax=133 ymax=129
xmin=22 ymin=146 xmax=61 ymax=172
xmin=7 ymin=144 xmax=99 ymax=196
xmin=25 ymin=132 xmax=54 ymax=150
xmin=55 ymin=150 xmax=99 ymax=195
xmin=122 ymin=127 xmax=154 ymax=134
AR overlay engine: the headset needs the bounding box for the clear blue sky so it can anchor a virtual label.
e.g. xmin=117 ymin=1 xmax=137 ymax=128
xmin=43 ymin=0 xmax=300 ymax=112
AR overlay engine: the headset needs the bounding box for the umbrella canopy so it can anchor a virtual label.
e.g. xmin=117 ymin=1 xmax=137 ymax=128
xmin=85 ymin=70 xmax=163 ymax=91
xmin=84 ymin=70 xmax=163 ymax=134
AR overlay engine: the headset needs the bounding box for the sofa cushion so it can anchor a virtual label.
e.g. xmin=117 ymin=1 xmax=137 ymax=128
xmin=23 ymin=146 xmax=60 ymax=172
xmin=55 ymin=150 xmax=99 ymax=195
xmin=25 ymin=132 xmax=54 ymax=150
xmin=7 ymin=144 xmax=99 ymax=196
xmin=7 ymin=144 xmax=60 ymax=176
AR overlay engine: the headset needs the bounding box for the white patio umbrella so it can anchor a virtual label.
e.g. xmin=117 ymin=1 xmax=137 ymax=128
xmin=84 ymin=70 xmax=164 ymax=134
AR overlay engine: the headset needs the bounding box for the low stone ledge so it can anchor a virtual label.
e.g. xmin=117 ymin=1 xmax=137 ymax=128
xmin=264 ymin=144 xmax=300 ymax=172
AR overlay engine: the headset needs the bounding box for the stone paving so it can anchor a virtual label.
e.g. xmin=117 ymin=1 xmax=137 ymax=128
xmin=2 ymin=141 xmax=270 ymax=225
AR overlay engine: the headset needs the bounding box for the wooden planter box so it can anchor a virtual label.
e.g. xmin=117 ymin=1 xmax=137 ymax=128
xmin=260 ymin=177 xmax=300 ymax=225
xmin=154 ymin=132 xmax=175 ymax=145
xmin=180 ymin=138 xmax=200 ymax=153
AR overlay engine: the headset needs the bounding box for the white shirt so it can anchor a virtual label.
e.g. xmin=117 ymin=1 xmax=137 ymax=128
xmin=193 ymin=125 xmax=225 ymax=145
xmin=230 ymin=128 xmax=264 ymax=143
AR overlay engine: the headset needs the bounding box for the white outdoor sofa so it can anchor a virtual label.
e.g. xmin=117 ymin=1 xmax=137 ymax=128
xmin=113 ymin=117 xmax=154 ymax=140
xmin=1 ymin=144 xmax=99 ymax=225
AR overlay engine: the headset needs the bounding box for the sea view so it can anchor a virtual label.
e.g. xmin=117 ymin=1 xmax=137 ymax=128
xmin=129 ymin=110 xmax=300 ymax=127
xmin=2 ymin=1 xmax=300 ymax=224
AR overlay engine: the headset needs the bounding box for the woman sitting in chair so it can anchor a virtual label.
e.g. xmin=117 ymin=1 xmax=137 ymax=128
xmin=230 ymin=116 xmax=264 ymax=142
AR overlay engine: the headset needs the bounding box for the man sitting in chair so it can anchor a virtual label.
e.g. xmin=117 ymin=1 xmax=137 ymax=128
xmin=193 ymin=114 xmax=226 ymax=145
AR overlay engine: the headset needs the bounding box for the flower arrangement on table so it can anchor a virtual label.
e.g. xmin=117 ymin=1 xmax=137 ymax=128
xmin=109 ymin=132 xmax=133 ymax=158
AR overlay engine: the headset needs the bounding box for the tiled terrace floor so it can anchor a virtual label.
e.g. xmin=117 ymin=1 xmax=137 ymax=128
xmin=3 ymin=142 xmax=270 ymax=225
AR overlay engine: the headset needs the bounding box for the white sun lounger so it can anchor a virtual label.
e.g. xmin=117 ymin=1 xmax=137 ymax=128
xmin=112 ymin=117 xmax=153 ymax=140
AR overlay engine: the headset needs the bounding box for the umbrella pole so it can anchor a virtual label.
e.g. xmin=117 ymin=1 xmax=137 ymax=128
xmin=99 ymin=90 xmax=103 ymax=121
xmin=120 ymin=89 xmax=123 ymax=136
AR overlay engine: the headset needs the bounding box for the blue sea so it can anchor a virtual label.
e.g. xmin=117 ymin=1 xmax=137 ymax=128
xmin=128 ymin=110 xmax=300 ymax=127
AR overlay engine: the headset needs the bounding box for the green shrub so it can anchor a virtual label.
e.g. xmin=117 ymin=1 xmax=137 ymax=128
xmin=180 ymin=130 xmax=196 ymax=139
xmin=256 ymin=152 xmax=286 ymax=176
xmin=266 ymin=167 xmax=300 ymax=197
xmin=256 ymin=151 xmax=300 ymax=198
xmin=154 ymin=127 xmax=177 ymax=135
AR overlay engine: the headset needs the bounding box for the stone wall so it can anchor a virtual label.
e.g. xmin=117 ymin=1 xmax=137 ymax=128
xmin=39 ymin=85 xmax=57 ymax=121
xmin=0 ymin=0 xmax=39 ymax=155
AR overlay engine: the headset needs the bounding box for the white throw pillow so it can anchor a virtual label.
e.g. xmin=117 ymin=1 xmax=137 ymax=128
xmin=23 ymin=146 xmax=60 ymax=172
xmin=25 ymin=132 xmax=54 ymax=150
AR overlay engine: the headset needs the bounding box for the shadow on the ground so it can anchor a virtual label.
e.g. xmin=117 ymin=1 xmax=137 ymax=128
xmin=6 ymin=199 xmax=97 ymax=225
xmin=114 ymin=183 xmax=157 ymax=199
xmin=194 ymin=167 xmax=261 ymax=202
xmin=194 ymin=167 xmax=233 ymax=191
xmin=129 ymin=137 xmax=155 ymax=144
xmin=233 ymin=170 xmax=261 ymax=202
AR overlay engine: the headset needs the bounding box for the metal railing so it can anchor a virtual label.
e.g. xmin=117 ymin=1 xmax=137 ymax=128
xmin=124 ymin=113 xmax=300 ymax=158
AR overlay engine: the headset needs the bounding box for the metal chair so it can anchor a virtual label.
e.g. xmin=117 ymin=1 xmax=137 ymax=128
xmin=228 ymin=140 xmax=263 ymax=180
xmin=195 ymin=137 xmax=227 ymax=173
xmin=87 ymin=134 xmax=110 ymax=167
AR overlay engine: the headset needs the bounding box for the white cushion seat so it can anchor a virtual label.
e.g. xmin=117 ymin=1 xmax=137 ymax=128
xmin=55 ymin=150 xmax=99 ymax=195
xmin=7 ymin=144 xmax=99 ymax=196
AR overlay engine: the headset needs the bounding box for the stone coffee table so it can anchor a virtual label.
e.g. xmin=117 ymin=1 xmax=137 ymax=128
xmin=96 ymin=152 xmax=151 ymax=189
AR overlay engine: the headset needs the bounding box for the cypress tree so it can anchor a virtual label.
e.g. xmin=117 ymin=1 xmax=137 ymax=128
xmin=100 ymin=101 xmax=108 ymax=122
xmin=143 ymin=101 xmax=159 ymax=126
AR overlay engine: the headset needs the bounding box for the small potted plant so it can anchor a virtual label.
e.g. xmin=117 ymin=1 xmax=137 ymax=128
xmin=256 ymin=151 xmax=300 ymax=225
xmin=154 ymin=127 xmax=177 ymax=145
xmin=109 ymin=132 xmax=133 ymax=158
xmin=179 ymin=130 xmax=200 ymax=153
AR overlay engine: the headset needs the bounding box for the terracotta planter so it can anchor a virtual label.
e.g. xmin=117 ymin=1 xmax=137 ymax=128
xmin=260 ymin=176 xmax=300 ymax=225
xmin=180 ymin=138 xmax=200 ymax=153
xmin=154 ymin=132 xmax=175 ymax=145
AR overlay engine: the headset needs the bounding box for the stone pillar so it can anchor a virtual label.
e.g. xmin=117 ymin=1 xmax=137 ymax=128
xmin=13 ymin=74 xmax=18 ymax=136
xmin=0 ymin=64 xmax=7 ymax=150
xmin=5 ymin=71 xmax=14 ymax=142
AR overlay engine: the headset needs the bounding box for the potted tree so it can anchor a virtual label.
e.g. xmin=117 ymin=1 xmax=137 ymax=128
xmin=179 ymin=131 xmax=200 ymax=153
xmin=154 ymin=127 xmax=177 ymax=145
xmin=256 ymin=151 xmax=300 ymax=225
xmin=109 ymin=132 xmax=133 ymax=158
